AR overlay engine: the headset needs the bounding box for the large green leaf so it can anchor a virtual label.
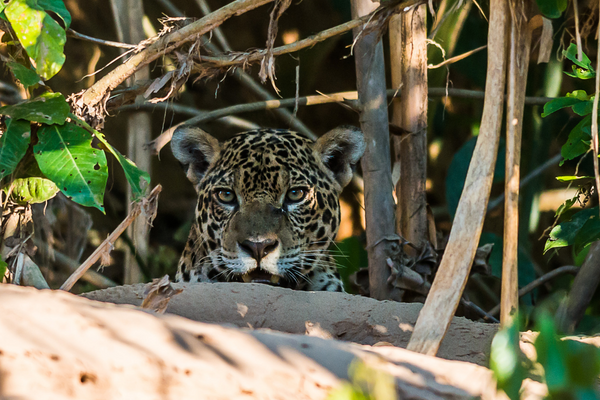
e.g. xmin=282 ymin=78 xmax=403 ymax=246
xmin=69 ymin=115 xmax=150 ymax=200
xmin=573 ymin=216 xmax=600 ymax=258
xmin=544 ymin=207 xmax=598 ymax=252
xmin=0 ymin=93 xmax=70 ymax=124
xmin=542 ymin=96 xmax=586 ymax=117
xmin=535 ymin=0 xmax=567 ymax=18
xmin=5 ymin=0 xmax=67 ymax=80
xmin=7 ymin=62 xmax=42 ymax=88
xmin=4 ymin=176 xmax=59 ymax=204
xmin=0 ymin=118 xmax=31 ymax=180
xmin=34 ymin=123 xmax=107 ymax=211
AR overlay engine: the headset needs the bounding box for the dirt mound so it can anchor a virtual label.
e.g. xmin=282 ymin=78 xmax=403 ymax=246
xmin=83 ymin=282 xmax=498 ymax=366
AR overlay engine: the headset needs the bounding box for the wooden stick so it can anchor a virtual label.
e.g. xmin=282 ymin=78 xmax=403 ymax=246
xmin=501 ymin=0 xmax=531 ymax=326
xmin=397 ymin=3 xmax=428 ymax=254
xmin=350 ymin=0 xmax=396 ymax=300
xmin=60 ymin=186 xmax=162 ymax=292
xmin=407 ymin=0 xmax=509 ymax=355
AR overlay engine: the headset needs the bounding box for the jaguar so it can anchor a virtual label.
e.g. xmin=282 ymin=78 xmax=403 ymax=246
xmin=171 ymin=125 xmax=365 ymax=291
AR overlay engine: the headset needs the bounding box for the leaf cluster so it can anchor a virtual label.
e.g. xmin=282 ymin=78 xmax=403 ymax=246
xmin=0 ymin=0 xmax=149 ymax=212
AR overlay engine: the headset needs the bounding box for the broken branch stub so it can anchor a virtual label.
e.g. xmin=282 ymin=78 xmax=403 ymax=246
xmin=407 ymin=0 xmax=509 ymax=355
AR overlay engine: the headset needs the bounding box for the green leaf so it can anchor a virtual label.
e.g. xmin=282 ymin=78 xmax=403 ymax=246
xmin=69 ymin=115 xmax=150 ymax=201
xmin=7 ymin=62 xmax=42 ymax=88
xmin=561 ymin=115 xmax=591 ymax=163
xmin=5 ymin=0 xmax=66 ymax=80
xmin=565 ymin=66 xmax=596 ymax=80
xmin=0 ymin=118 xmax=30 ymax=180
xmin=535 ymin=315 xmax=568 ymax=392
xmin=490 ymin=320 xmax=526 ymax=400
xmin=535 ymin=0 xmax=567 ymax=18
xmin=572 ymin=100 xmax=594 ymax=116
xmin=34 ymin=123 xmax=107 ymax=211
xmin=544 ymin=207 xmax=598 ymax=252
xmin=4 ymin=176 xmax=59 ymax=204
xmin=0 ymin=92 xmax=70 ymax=124
xmin=542 ymin=96 xmax=586 ymax=117
xmin=37 ymin=0 xmax=71 ymax=28
xmin=573 ymin=216 xmax=600 ymax=258
xmin=563 ymin=43 xmax=593 ymax=70
xmin=555 ymin=196 xmax=578 ymax=217
xmin=0 ymin=260 xmax=6 ymax=281
xmin=556 ymin=175 xmax=593 ymax=182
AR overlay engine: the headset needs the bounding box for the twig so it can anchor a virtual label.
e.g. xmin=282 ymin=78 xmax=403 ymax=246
xmin=487 ymin=265 xmax=579 ymax=317
xmin=147 ymin=87 xmax=555 ymax=155
xmin=592 ymin=15 xmax=600 ymax=210
xmin=487 ymin=153 xmax=562 ymax=212
xmin=460 ymin=298 xmax=499 ymax=323
xmin=150 ymin=0 xmax=316 ymax=139
xmin=60 ymin=186 xmax=162 ymax=292
xmin=79 ymin=0 xmax=276 ymax=110
xmin=196 ymin=1 xmax=422 ymax=69
xmin=67 ymin=28 xmax=137 ymax=49
xmin=428 ymin=45 xmax=487 ymax=69
xmin=573 ymin=0 xmax=583 ymax=62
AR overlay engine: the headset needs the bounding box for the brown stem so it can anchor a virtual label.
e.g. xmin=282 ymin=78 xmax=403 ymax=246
xmin=351 ymin=0 xmax=396 ymax=300
xmin=501 ymin=0 xmax=531 ymax=326
xmin=407 ymin=0 xmax=509 ymax=356
xmin=397 ymin=4 xmax=428 ymax=253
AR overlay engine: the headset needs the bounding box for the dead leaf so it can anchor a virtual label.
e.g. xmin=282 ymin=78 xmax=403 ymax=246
xmin=141 ymin=274 xmax=183 ymax=314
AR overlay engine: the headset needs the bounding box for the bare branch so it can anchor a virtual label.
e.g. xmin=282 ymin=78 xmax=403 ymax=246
xmin=67 ymin=29 xmax=137 ymax=49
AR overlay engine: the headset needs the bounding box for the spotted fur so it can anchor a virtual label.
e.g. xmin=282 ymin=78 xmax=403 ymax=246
xmin=171 ymin=126 xmax=365 ymax=291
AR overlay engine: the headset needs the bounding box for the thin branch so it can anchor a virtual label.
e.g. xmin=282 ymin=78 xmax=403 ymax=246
xmin=79 ymin=0 xmax=276 ymax=110
xmin=147 ymin=87 xmax=555 ymax=155
xmin=67 ymin=28 xmax=137 ymax=49
xmin=150 ymin=0 xmax=317 ymax=140
xmin=196 ymin=0 xmax=426 ymax=68
xmin=60 ymin=186 xmax=162 ymax=292
xmin=488 ymin=266 xmax=579 ymax=317
xmin=428 ymin=45 xmax=487 ymax=69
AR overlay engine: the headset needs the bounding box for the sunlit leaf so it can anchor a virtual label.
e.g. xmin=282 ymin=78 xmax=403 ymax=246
xmin=0 ymin=118 xmax=30 ymax=180
xmin=556 ymin=176 xmax=593 ymax=182
xmin=0 ymin=92 xmax=70 ymax=124
xmin=5 ymin=0 xmax=67 ymax=80
xmin=7 ymin=62 xmax=42 ymax=88
xmin=69 ymin=115 xmax=150 ymax=201
xmin=34 ymin=123 xmax=107 ymax=211
xmin=4 ymin=176 xmax=59 ymax=204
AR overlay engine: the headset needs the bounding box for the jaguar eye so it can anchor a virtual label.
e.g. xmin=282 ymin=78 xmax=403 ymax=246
xmin=286 ymin=188 xmax=307 ymax=203
xmin=215 ymin=189 xmax=236 ymax=204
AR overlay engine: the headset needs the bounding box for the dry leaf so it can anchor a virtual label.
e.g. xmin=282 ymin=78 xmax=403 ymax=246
xmin=141 ymin=274 xmax=183 ymax=314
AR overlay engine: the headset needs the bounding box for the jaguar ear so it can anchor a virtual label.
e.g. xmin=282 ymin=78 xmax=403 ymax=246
xmin=171 ymin=126 xmax=221 ymax=187
xmin=314 ymin=126 xmax=366 ymax=188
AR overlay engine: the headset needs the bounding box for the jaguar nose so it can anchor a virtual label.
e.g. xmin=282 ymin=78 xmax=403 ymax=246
xmin=239 ymin=239 xmax=279 ymax=262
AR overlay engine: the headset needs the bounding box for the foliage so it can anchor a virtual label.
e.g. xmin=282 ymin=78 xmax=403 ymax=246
xmin=543 ymin=44 xmax=599 ymax=261
xmin=491 ymin=314 xmax=600 ymax=400
xmin=0 ymin=0 xmax=149 ymax=213
xmin=327 ymin=361 xmax=397 ymax=400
